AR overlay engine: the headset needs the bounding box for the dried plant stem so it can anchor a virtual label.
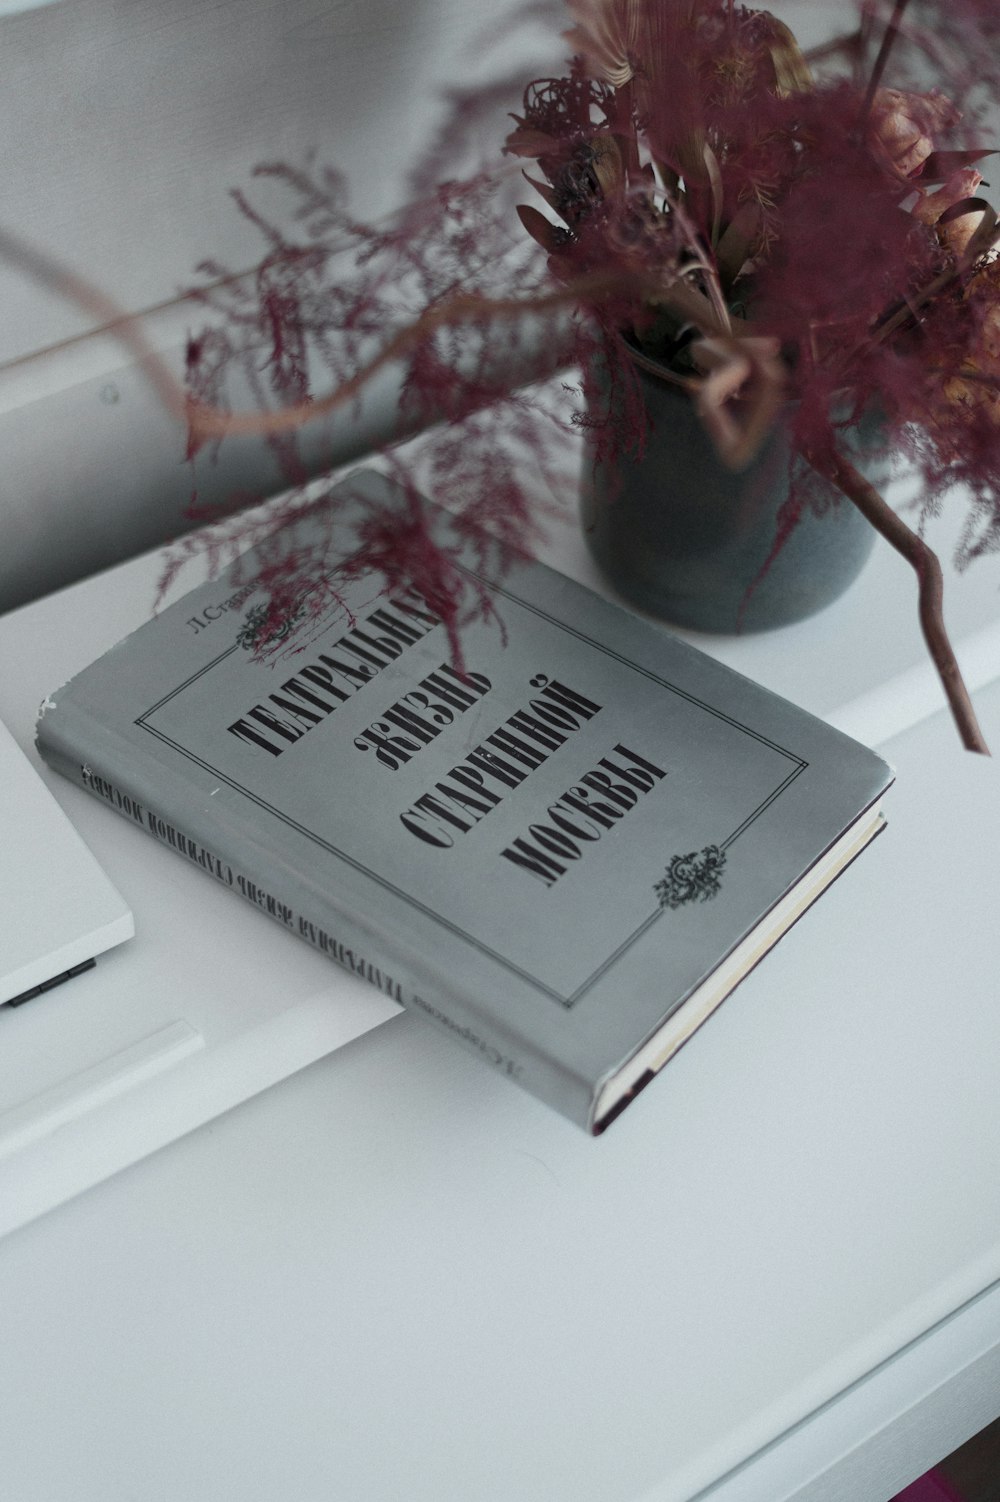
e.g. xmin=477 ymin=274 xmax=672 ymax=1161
xmin=0 ymin=221 xmax=642 ymax=445
xmin=818 ymin=448 xmax=990 ymax=754
xmin=188 ymin=283 xmax=588 ymax=444
xmin=856 ymin=0 xmax=879 ymax=84
xmin=860 ymin=0 xmax=912 ymax=125
xmin=0 ymin=225 xmax=191 ymax=426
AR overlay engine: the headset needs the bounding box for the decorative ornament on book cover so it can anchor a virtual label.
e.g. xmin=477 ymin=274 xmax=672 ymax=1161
xmin=37 ymin=471 xmax=893 ymax=1132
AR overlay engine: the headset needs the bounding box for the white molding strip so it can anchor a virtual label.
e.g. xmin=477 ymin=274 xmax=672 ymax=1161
xmin=828 ymin=616 xmax=1000 ymax=749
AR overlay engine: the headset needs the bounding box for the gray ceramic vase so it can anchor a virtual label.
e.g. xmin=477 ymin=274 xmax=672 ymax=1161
xmin=580 ymin=361 xmax=884 ymax=634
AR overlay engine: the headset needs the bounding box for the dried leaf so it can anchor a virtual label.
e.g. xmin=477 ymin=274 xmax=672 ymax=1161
xmin=674 ymin=128 xmax=708 ymax=190
xmin=922 ymin=149 xmax=996 ymax=181
xmin=505 ymin=128 xmax=561 ymax=159
xmin=591 ymin=135 xmax=625 ymax=197
xmin=763 ymin=15 xmax=813 ymax=95
xmin=937 ymin=194 xmax=994 ymax=227
xmin=522 ymin=171 xmax=560 ymax=213
xmin=715 ymin=201 xmax=764 ymax=288
xmin=653 ymin=158 xmax=681 ymax=197
xmin=515 ymin=204 xmax=566 ymax=254
xmin=702 ymin=143 xmax=724 ymax=246
xmin=952 ymin=199 xmax=1000 ymax=267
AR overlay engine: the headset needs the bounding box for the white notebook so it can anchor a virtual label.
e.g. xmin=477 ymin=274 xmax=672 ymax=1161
xmin=0 ymin=713 xmax=134 ymax=1006
xmin=0 ymin=710 xmax=398 ymax=1240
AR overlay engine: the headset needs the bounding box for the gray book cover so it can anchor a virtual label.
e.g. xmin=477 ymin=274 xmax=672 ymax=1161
xmin=37 ymin=469 xmax=893 ymax=1132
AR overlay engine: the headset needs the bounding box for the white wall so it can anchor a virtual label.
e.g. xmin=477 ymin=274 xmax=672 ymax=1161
xmin=0 ymin=0 xmax=556 ymax=359
xmin=0 ymin=0 xmax=561 ymax=609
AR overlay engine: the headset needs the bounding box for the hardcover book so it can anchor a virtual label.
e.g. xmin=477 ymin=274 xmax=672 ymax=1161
xmin=36 ymin=470 xmax=893 ymax=1133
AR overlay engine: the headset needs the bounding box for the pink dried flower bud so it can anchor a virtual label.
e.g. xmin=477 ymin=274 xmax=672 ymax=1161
xmin=913 ymin=167 xmax=985 ymax=256
xmin=869 ymin=88 xmax=959 ymax=179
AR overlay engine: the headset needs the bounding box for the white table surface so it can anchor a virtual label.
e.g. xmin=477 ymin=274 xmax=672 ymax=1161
xmin=1 ymin=476 xmax=999 ymax=1502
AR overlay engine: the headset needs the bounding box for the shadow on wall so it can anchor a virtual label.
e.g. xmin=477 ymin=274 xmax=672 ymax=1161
xmin=0 ymin=330 xmax=412 ymax=614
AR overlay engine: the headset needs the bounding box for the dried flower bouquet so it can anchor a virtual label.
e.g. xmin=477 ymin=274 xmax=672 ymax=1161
xmin=503 ymin=0 xmax=1000 ymax=753
xmin=5 ymin=0 xmax=999 ymax=751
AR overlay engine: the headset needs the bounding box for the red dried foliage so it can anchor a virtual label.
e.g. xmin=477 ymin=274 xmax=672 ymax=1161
xmin=177 ymin=0 xmax=1000 ymax=748
xmin=179 ymin=153 xmax=585 ymax=657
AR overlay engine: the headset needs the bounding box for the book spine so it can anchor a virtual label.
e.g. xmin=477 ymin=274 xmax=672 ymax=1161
xmin=36 ymin=707 xmax=593 ymax=1129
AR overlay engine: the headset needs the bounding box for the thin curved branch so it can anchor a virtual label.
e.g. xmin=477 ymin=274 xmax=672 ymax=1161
xmin=188 ymin=275 xmax=625 ymax=446
xmin=0 ymin=225 xmax=191 ymax=425
xmin=184 ymin=264 xmax=729 ymax=449
xmin=815 ymin=447 xmax=990 ymax=754
xmin=859 ymin=0 xmax=912 ymax=126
